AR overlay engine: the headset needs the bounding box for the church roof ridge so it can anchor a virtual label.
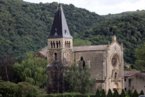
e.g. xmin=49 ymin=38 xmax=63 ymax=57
xmin=73 ymin=45 xmax=108 ymax=51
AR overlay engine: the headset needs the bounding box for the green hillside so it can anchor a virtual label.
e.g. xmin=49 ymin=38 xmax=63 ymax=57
xmin=82 ymin=11 xmax=145 ymax=63
xmin=0 ymin=0 xmax=145 ymax=65
xmin=0 ymin=0 xmax=101 ymax=60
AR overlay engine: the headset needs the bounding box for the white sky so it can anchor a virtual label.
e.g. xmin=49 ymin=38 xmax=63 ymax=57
xmin=23 ymin=0 xmax=145 ymax=15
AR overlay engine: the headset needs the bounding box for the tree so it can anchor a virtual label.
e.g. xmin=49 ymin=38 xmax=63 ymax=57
xmin=100 ymin=89 xmax=106 ymax=97
xmin=127 ymin=90 xmax=132 ymax=97
xmin=96 ymin=89 xmax=101 ymax=97
xmin=139 ymin=90 xmax=144 ymax=95
xmin=64 ymin=65 xmax=95 ymax=93
xmin=135 ymin=43 xmax=145 ymax=70
xmin=107 ymin=89 xmax=113 ymax=97
xmin=120 ymin=89 xmax=126 ymax=97
xmin=113 ymin=89 xmax=119 ymax=97
xmin=132 ymin=90 xmax=139 ymax=97
xmin=13 ymin=52 xmax=48 ymax=87
xmin=0 ymin=81 xmax=19 ymax=97
xmin=0 ymin=81 xmax=44 ymax=97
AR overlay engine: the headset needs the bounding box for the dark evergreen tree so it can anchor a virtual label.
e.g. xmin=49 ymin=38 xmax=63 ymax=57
xmin=113 ymin=89 xmax=119 ymax=97
xmin=100 ymin=89 xmax=106 ymax=97
xmin=139 ymin=90 xmax=144 ymax=95
xmin=107 ymin=89 xmax=113 ymax=97
xmin=127 ymin=90 xmax=132 ymax=97
xmin=120 ymin=89 xmax=126 ymax=97
xmin=132 ymin=90 xmax=139 ymax=97
xmin=96 ymin=89 xmax=100 ymax=97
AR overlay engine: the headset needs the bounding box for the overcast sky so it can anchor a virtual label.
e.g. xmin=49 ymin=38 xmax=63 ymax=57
xmin=23 ymin=0 xmax=145 ymax=15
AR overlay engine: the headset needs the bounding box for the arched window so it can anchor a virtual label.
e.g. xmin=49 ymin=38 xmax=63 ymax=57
xmin=56 ymin=41 xmax=59 ymax=48
xmin=51 ymin=41 xmax=53 ymax=48
xmin=68 ymin=41 xmax=70 ymax=48
xmin=54 ymin=53 xmax=57 ymax=60
xmin=65 ymin=41 xmax=67 ymax=47
xmin=114 ymin=72 xmax=117 ymax=79
xmin=53 ymin=41 xmax=55 ymax=48
xmin=79 ymin=56 xmax=86 ymax=69
xmin=58 ymin=41 xmax=61 ymax=48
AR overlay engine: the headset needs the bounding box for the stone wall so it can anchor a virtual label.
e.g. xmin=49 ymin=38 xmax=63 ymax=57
xmin=74 ymin=50 xmax=106 ymax=80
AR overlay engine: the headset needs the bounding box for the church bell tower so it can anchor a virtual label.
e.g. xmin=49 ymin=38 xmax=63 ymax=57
xmin=47 ymin=5 xmax=73 ymax=66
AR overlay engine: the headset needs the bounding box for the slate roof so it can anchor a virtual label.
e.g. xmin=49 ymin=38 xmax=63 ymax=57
xmin=124 ymin=71 xmax=140 ymax=77
xmin=124 ymin=71 xmax=145 ymax=78
xmin=48 ymin=5 xmax=72 ymax=38
xmin=73 ymin=45 xmax=108 ymax=52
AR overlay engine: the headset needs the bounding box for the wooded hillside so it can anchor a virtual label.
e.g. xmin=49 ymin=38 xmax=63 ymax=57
xmin=0 ymin=0 xmax=145 ymax=65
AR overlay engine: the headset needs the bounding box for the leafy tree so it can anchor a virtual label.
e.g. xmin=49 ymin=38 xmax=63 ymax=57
xmin=13 ymin=52 xmax=48 ymax=87
xmin=64 ymin=65 xmax=95 ymax=93
xmin=135 ymin=43 xmax=145 ymax=70
xmin=0 ymin=81 xmax=19 ymax=97
xmin=73 ymin=38 xmax=91 ymax=46
xmin=0 ymin=81 xmax=45 ymax=97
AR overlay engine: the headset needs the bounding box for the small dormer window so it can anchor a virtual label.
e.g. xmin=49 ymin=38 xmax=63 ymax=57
xmin=55 ymin=28 xmax=57 ymax=32
xmin=64 ymin=30 xmax=67 ymax=34
xmin=54 ymin=28 xmax=58 ymax=36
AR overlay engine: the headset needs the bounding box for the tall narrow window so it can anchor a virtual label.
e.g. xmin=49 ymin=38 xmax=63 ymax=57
xmin=69 ymin=41 xmax=70 ymax=48
xmin=114 ymin=72 xmax=117 ymax=79
xmin=53 ymin=41 xmax=55 ymax=48
xmin=79 ymin=56 xmax=86 ymax=69
xmin=58 ymin=41 xmax=61 ymax=48
xmin=56 ymin=41 xmax=59 ymax=48
xmin=128 ymin=79 xmax=132 ymax=88
xmin=51 ymin=41 xmax=53 ymax=48
xmin=54 ymin=53 xmax=57 ymax=60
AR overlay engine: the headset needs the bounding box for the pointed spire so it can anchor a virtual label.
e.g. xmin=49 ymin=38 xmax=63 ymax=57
xmin=49 ymin=4 xmax=72 ymax=38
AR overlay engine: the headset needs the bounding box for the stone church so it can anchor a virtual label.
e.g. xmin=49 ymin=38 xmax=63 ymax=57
xmin=39 ymin=5 xmax=124 ymax=92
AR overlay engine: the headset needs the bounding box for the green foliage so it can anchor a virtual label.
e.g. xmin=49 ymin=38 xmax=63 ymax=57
xmin=46 ymin=93 xmax=91 ymax=97
xmin=100 ymin=89 xmax=106 ymax=97
xmin=0 ymin=81 xmax=19 ymax=97
xmin=135 ymin=43 xmax=145 ymax=70
xmin=132 ymin=90 xmax=139 ymax=97
xmin=120 ymin=89 xmax=126 ymax=97
xmin=0 ymin=0 xmax=101 ymax=61
xmin=64 ymin=65 xmax=95 ymax=93
xmin=139 ymin=90 xmax=144 ymax=95
xmin=107 ymin=89 xmax=113 ymax=97
xmin=0 ymin=81 xmax=45 ymax=97
xmin=73 ymin=38 xmax=92 ymax=46
xmin=127 ymin=90 xmax=132 ymax=97
xmin=13 ymin=52 xmax=48 ymax=87
xmin=113 ymin=89 xmax=119 ymax=97
xmin=96 ymin=89 xmax=101 ymax=97
xmin=83 ymin=11 xmax=145 ymax=64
